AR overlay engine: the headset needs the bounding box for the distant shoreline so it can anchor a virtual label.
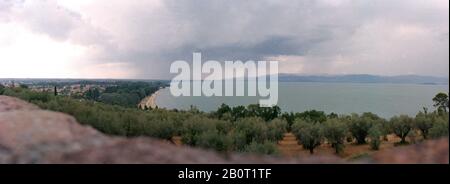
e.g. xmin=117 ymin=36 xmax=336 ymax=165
xmin=138 ymin=88 xmax=164 ymax=109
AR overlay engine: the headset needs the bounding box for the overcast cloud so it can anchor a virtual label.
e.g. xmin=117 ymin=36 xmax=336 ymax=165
xmin=0 ymin=0 xmax=448 ymax=79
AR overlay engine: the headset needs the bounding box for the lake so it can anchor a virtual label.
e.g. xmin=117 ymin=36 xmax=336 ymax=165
xmin=155 ymin=82 xmax=449 ymax=118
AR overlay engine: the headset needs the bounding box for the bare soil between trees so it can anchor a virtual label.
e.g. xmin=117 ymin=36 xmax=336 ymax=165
xmin=171 ymin=132 xmax=424 ymax=159
xmin=277 ymin=132 xmax=423 ymax=159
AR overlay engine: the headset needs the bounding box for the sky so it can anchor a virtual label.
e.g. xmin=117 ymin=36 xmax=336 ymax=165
xmin=0 ymin=0 xmax=448 ymax=79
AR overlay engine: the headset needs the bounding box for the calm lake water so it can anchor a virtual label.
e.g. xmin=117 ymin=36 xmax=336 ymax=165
xmin=155 ymin=82 xmax=449 ymax=118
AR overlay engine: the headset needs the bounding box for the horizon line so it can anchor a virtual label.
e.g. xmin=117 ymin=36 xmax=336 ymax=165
xmin=0 ymin=73 xmax=449 ymax=81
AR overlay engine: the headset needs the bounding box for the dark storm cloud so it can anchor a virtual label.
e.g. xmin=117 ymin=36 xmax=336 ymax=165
xmin=1 ymin=0 xmax=448 ymax=79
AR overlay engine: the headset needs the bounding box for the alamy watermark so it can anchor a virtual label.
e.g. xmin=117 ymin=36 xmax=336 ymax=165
xmin=169 ymin=52 xmax=278 ymax=107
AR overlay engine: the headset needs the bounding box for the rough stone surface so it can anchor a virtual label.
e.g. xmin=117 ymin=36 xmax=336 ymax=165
xmin=0 ymin=95 xmax=39 ymax=112
xmin=0 ymin=95 xmax=448 ymax=164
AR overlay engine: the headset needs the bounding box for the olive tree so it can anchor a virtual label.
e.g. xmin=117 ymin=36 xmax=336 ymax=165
xmin=322 ymin=118 xmax=347 ymax=154
xmin=390 ymin=115 xmax=413 ymax=144
xmin=414 ymin=112 xmax=433 ymax=139
xmin=234 ymin=117 xmax=268 ymax=147
xmin=368 ymin=124 xmax=382 ymax=150
xmin=348 ymin=113 xmax=375 ymax=144
xmin=267 ymin=118 xmax=288 ymax=141
xmin=181 ymin=116 xmax=217 ymax=146
xmin=215 ymin=103 xmax=232 ymax=119
xmin=292 ymin=119 xmax=323 ymax=154
xmin=196 ymin=130 xmax=232 ymax=152
xmin=147 ymin=120 xmax=176 ymax=140
xmin=429 ymin=116 xmax=449 ymax=138
xmin=243 ymin=141 xmax=279 ymax=155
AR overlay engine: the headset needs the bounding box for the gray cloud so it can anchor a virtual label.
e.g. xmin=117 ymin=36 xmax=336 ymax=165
xmin=1 ymin=0 xmax=448 ymax=79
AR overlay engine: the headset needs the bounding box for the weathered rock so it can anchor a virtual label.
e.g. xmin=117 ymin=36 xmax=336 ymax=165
xmin=0 ymin=95 xmax=39 ymax=112
xmin=0 ymin=110 xmax=110 ymax=163
xmin=0 ymin=95 xmax=448 ymax=164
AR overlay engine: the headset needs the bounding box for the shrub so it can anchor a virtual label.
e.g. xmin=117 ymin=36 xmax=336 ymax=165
xmin=234 ymin=117 xmax=268 ymax=145
xmin=267 ymin=118 xmax=288 ymax=141
xmin=147 ymin=120 xmax=176 ymax=140
xmin=181 ymin=116 xmax=217 ymax=146
xmin=414 ymin=112 xmax=433 ymax=139
xmin=219 ymin=112 xmax=234 ymax=122
xmin=196 ymin=130 xmax=232 ymax=152
xmin=215 ymin=103 xmax=231 ymax=119
xmin=390 ymin=115 xmax=413 ymax=144
xmin=368 ymin=125 xmax=382 ymax=150
xmin=281 ymin=112 xmax=295 ymax=130
xmin=379 ymin=119 xmax=391 ymax=141
xmin=230 ymin=131 xmax=248 ymax=151
xmin=231 ymin=105 xmax=247 ymax=121
xmin=26 ymin=91 xmax=52 ymax=103
xmin=19 ymin=84 xmax=29 ymax=89
xmin=245 ymin=104 xmax=281 ymax=121
xmin=322 ymin=118 xmax=347 ymax=154
xmin=0 ymin=84 xmax=5 ymax=95
xmin=295 ymin=110 xmax=327 ymax=123
xmin=165 ymin=114 xmax=188 ymax=136
xmin=243 ymin=141 xmax=279 ymax=155
xmin=215 ymin=119 xmax=233 ymax=135
xmin=292 ymin=119 xmax=323 ymax=154
xmin=429 ymin=116 xmax=449 ymax=138
xmin=348 ymin=114 xmax=373 ymax=144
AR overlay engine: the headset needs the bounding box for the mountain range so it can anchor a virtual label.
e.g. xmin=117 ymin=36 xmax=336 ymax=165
xmin=276 ymin=74 xmax=449 ymax=85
